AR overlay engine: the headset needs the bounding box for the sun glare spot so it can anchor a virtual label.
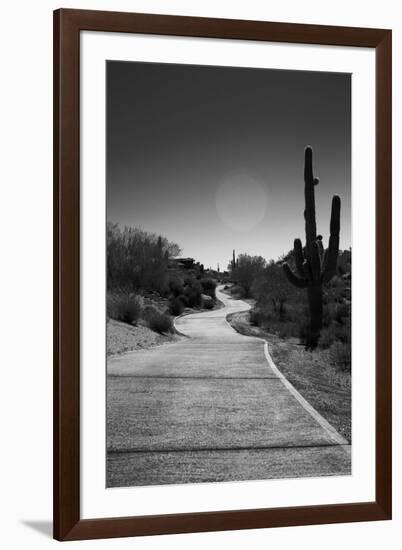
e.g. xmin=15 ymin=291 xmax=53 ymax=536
xmin=215 ymin=172 xmax=268 ymax=232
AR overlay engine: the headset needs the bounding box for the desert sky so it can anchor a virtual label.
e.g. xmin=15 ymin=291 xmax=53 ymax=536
xmin=107 ymin=61 xmax=351 ymax=270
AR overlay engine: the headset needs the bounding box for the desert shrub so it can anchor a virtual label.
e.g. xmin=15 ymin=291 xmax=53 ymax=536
xmin=278 ymin=321 xmax=299 ymax=339
xmin=107 ymin=293 xmax=143 ymax=325
xmin=321 ymin=325 xmax=343 ymax=348
xmin=337 ymin=249 xmax=351 ymax=275
xmin=184 ymin=279 xmax=202 ymax=307
xmin=329 ymin=275 xmax=344 ymax=288
xmin=177 ymin=294 xmax=189 ymax=307
xmin=249 ymin=308 xmax=264 ymax=326
xmin=324 ymin=276 xmax=350 ymax=304
xmin=329 ymin=341 xmax=351 ymax=372
xmin=334 ymin=303 xmax=350 ymax=323
xmin=230 ymin=284 xmax=245 ymax=298
xmin=143 ymin=304 xmax=161 ymax=320
xmin=186 ymin=288 xmax=202 ymax=307
xmin=143 ymin=305 xmax=158 ymax=318
xmin=200 ymin=278 xmax=217 ymax=298
xmin=248 ymin=305 xmax=300 ymax=338
xmin=106 ymin=293 xmax=116 ymax=318
xmin=323 ymin=315 xmax=350 ymax=341
xmin=298 ymin=319 xmax=313 ymax=347
xmin=155 ymin=276 xmax=170 ymax=297
xmin=334 ymin=320 xmax=351 ymax=344
xmin=261 ymin=310 xmax=276 ymax=327
xmin=169 ymin=296 xmax=185 ymax=316
xmin=203 ymin=298 xmax=214 ymax=310
xmin=147 ymin=311 xmax=173 ymax=334
xmin=324 ymin=301 xmax=350 ymax=325
xmin=168 ymin=275 xmax=184 ymax=297
xmin=318 ymin=327 xmax=336 ymax=349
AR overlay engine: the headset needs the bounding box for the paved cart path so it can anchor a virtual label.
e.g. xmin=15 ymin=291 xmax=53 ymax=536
xmin=107 ymin=286 xmax=351 ymax=487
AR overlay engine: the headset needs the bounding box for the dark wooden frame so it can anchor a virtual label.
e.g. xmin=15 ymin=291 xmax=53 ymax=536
xmin=54 ymin=8 xmax=392 ymax=541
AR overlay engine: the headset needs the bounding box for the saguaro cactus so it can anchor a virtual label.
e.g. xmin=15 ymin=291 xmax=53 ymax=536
xmin=283 ymin=146 xmax=341 ymax=349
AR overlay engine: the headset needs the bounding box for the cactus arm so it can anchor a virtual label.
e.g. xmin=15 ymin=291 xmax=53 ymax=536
xmin=294 ymin=238 xmax=305 ymax=278
xmin=330 ymin=195 xmax=341 ymax=234
xmin=283 ymin=263 xmax=308 ymax=288
xmin=322 ymin=195 xmax=341 ymax=283
xmin=322 ymin=233 xmax=340 ymax=283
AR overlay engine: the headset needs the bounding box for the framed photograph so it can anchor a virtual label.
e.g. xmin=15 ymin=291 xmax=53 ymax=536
xmin=53 ymin=8 xmax=392 ymax=541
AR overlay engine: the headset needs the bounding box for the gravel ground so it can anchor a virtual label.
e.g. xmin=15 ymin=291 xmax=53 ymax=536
xmin=107 ymin=319 xmax=183 ymax=356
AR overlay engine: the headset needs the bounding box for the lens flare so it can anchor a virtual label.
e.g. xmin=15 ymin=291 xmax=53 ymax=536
xmin=215 ymin=172 xmax=268 ymax=232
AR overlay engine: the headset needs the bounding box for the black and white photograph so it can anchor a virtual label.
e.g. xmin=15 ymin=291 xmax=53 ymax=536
xmin=1 ymin=0 xmax=396 ymax=546
xmin=106 ymin=60 xmax=352 ymax=488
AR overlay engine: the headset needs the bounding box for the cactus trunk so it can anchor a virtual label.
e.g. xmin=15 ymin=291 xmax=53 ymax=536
xmin=307 ymin=285 xmax=323 ymax=349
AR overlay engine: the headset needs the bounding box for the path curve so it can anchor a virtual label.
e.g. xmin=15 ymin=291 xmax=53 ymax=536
xmin=107 ymin=285 xmax=351 ymax=487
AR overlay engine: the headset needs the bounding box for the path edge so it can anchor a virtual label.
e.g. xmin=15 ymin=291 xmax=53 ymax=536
xmin=263 ymin=341 xmax=351 ymax=452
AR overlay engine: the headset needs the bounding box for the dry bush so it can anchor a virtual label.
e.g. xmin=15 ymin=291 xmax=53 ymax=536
xmin=147 ymin=311 xmax=173 ymax=334
xmin=184 ymin=279 xmax=202 ymax=307
xmin=169 ymin=296 xmax=185 ymax=316
xmin=168 ymin=275 xmax=184 ymax=297
xmin=203 ymin=298 xmax=214 ymax=310
xmin=107 ymin=293 xmax=143 ymax=325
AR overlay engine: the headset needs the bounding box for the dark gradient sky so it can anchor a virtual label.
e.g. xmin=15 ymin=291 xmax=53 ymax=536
xmin=107 ymin=61 xmax=351 ymax=269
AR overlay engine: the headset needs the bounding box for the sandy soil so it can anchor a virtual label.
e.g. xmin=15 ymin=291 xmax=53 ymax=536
xmin=107 ymin=319 xmax=183 ymax=357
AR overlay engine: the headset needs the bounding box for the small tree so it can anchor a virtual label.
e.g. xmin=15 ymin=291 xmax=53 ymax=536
xmin=106 ymin=222 xmax=181 ymax=293
xmin=252 ymin=263 xmax=287 ymax=319
xmin=232 ymin=254 xmax=266 ymax=298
